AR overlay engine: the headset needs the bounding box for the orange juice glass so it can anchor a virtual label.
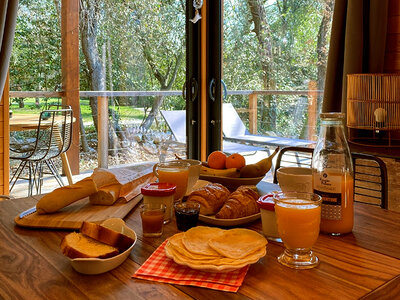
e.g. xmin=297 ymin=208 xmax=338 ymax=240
xmin=154 ymin=161 xmax=190 ymax=202
xmin=274 ymin=192 xmax=322 ymax=269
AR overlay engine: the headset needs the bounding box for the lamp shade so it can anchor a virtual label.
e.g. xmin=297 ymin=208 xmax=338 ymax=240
xmin=347 ymin=73 xmax=400 ymax=147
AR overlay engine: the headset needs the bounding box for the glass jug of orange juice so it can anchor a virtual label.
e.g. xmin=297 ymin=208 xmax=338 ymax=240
xmin=312 ymin=113 xmax=354 ymax=235
xmin=153 ymin=161 xmax=190 ymax=203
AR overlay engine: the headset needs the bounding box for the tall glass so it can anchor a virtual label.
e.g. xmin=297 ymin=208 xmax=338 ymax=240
xmin=274 ymin=192 xmax=322 ymax=269
xmin=153 ymin=161 xmax=190 ymax=202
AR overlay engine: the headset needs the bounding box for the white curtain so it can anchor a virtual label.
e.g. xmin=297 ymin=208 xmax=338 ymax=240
xmin=0 ymin=0 xmax=18 ymax=99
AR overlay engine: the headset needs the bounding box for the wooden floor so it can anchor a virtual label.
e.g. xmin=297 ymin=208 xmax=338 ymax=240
xmin=9 ymin=171 xmax=90 ymax=199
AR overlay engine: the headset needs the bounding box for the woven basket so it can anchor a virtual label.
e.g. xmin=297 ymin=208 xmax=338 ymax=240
xmin=347 ymin=73 xmax=400 ymax=146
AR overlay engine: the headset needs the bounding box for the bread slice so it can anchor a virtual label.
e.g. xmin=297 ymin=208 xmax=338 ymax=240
xmin=61 ymin=232 xmax=119 ymax=259
xmin=80 ymin=221 xmax=135 ymax=252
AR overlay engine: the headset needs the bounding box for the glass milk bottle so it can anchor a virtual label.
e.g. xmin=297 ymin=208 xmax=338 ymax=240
xmin=312 ymin=113 xmax=354 ymax=235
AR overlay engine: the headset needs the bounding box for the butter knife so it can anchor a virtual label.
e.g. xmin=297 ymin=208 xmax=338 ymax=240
xmin=19 ymin=206 xmax=37 ymax=218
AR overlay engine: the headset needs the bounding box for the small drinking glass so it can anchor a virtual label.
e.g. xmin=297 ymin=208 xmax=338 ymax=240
xmin=153 ymin=161 xmax=190 ymax=203
xmin=274 ymin=192 xmax=322 ymax=269
xmin=174 ymin=202 xmax=200 ymax=231
xmin=140 ymin=203 xmax=166 ymax=237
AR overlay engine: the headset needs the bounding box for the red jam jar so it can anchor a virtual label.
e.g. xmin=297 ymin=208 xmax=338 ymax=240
xmin=257 ymin=193 xmax=281 ymax=242
xmin=141 ymin=183 xmax=176 ymax=224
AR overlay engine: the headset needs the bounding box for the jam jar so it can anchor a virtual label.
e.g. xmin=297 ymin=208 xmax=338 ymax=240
xmin=141 ymin=182 xmax=176 ymax=224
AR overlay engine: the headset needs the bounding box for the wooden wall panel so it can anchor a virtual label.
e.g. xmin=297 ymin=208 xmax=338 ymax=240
xmin=384 ymin=0 xmax=400 ymax=73
xmin=389 ymin=0 xmax=400 ymax=14
xmin=386 ymin=34 xmax=400 ymax=52
xmin=0 ymin=74 xmax=9 ymax=195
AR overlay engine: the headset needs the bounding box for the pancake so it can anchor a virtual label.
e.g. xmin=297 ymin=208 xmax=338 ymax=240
xmin=209 ymin=228 xmax=267 ymax=259
xmin=166 ymin=242 xmax=266 ymax=267
xmin=182 ymin=226 xmax=225 ymax=256
xmin=167 ymin=232 xmax=220 ymax=260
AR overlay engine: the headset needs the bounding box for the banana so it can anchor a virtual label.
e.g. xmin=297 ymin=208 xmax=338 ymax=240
xmin=200 ymin=165 xmax=240 ymax=178
xmin=239 ymin=147 xmax=280 ymax=178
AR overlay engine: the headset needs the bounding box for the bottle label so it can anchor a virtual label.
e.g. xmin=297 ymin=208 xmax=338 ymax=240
xmin=313 ymin=172 xmax=342 ymax=220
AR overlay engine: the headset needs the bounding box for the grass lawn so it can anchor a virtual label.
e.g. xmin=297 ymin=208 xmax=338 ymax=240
xmin=10 ymin=98 xmax=146 ymax=123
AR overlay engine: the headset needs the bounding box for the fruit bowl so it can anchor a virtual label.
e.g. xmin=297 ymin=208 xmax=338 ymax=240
xmin=198 ymin=174 xmax=265 ymax=190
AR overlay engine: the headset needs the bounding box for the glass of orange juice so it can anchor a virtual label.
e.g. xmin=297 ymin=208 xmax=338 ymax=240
xmin=274 ymin=191 xmax=322 ymax=269
xmin=153 ymin=161 xmax=190 ymax=202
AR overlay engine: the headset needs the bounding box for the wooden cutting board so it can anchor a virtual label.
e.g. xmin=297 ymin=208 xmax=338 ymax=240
xmin=14 ymin=194 xmax=142 ymax=230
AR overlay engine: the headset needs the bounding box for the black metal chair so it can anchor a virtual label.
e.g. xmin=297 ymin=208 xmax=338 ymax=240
xmin=9 ymin=105 xmax=73 ymax=196
xmin=273 ymin=146 xmax=388 ymax=209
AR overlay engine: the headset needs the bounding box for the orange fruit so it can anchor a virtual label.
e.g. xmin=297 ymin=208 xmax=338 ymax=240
xmin=207 ymin=151 xmax=227 ymax=169
xmin=225 ymin=153 xmax=246 ymax=169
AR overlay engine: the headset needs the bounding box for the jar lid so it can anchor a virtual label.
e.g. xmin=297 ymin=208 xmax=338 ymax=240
xmin=141 ymin=182 xmax=176 ymax=196
xmin=256 ymin=193 xmax=275 ymax=211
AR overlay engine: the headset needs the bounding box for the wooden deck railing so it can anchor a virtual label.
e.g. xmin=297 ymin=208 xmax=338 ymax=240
xmin=10 ymin=86 xmax=323 ymax=168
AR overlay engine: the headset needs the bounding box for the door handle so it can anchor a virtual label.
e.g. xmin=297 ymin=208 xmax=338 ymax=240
xmin=182 ymin=78 xmax=198 ymax=102
xmin=209 ymin=78 xmax=227 ymax=101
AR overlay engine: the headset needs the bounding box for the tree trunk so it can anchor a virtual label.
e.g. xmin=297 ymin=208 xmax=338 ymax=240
xmin=79 ymin=0 xmax=105 ymax=133
xmin=141 ymin=95 xmax=164 ymax=129
xmin=247 ymin=0 xmax=276 ymax=132
xmin=140 ymin=45 xmax=184 ymax=130
xmin=316 ymin=0 xmax=334 ymax=115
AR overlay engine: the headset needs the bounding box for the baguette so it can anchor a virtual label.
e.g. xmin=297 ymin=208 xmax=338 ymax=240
xmin=36 ymin=177 xmax=98 ymax=214
xmin=91 ymin=168 xmax=156 ymax=203
xmin=60 ymin=232 xmax=119 ymax=259
xmin=89 ymin=183 xmax=121 ymax=206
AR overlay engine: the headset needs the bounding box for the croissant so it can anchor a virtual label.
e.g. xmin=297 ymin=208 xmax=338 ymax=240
xmin=186 ymin=183 xmax=230 ymax=215
xmin=215 ymin=186 xmax=260 ymax=219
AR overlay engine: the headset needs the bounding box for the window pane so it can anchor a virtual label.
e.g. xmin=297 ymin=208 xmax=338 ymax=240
xmin=223 ymin=0 xmax=334 ymax=147
xmin=11 ymin=0 xmax=187 ymax=175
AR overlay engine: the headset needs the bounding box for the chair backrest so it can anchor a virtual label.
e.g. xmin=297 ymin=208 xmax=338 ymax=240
xmin=160 ymin=110 xmax=186 ymax=144
xmin=23 ymin=105 xmax=73 ymax=162
xmin=273 ymin=146 xmax=388 ymax=209
xmin=53 ymin=105 xmax=73 ymax=155
xmin=162 ymin=105 xmax=249 ymax=141
xmin=222 ymin=103 xmax=249 ymax=137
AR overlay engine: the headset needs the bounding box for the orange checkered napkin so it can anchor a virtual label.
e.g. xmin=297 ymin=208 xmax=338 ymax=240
xmin=133 ymin=240 xmax=249 ymax=292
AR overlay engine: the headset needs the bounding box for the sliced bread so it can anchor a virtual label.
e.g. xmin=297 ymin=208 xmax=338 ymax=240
xmin=80 ymin=221 xmax=135 ymax=252
xmin=61 ymin=232 xmax=119 ymax=259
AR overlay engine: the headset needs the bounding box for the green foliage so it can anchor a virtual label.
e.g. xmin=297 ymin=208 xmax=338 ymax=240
xmin=224 ymin=0 xmax=331 ymax=137
xmin=11 ymin=0 xmax=331 ymax=139
xmin=10 ymin=0 xmax=61 ymax=91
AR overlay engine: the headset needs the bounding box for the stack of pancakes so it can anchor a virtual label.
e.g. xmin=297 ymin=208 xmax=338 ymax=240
xmin=165 ymin=226 xmax=267 ymax=272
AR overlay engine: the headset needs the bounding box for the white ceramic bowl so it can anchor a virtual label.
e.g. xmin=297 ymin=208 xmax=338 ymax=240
xmin=276 ymin=167 xmax=312 ymax=193
xmin=69 ymin=218 xmax=136 ymax=275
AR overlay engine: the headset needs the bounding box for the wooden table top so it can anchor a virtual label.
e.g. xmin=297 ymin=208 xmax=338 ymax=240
xmin=9 ymin=113 xmax=76 ymax=131
xmin=1 ymin=194 xmax=400 ymax=299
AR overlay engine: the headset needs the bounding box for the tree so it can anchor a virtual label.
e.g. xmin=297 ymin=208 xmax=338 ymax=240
xmin=316 ymin=0 xmax=334 ymax=114
xmin=10 ymin=0 xmax=61 ymax=95
xmin=127 ymin=1 xmax=186 ymax=130
xmin=80 ymin=0 xmax=105 ymax=132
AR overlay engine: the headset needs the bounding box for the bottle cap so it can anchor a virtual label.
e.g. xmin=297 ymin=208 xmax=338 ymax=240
xmin=141 ymin=183 xmax=176 ymax=196
xmin=320 ymin=112 xmax=345 ymax=120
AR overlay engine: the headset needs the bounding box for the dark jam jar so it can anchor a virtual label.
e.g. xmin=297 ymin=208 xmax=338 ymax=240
xmin=174 ymin=202 xmax=200 ymax=231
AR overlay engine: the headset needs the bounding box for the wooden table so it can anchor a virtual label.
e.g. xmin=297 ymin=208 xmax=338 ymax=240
xmin=9 ymin=113 xmax=74 ymax=185
xmin=1 ymin=194 xmax=400 ymax=299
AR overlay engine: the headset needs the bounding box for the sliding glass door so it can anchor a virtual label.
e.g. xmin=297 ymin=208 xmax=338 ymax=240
xmin=221 ymin=0 xmax=335 ymax=151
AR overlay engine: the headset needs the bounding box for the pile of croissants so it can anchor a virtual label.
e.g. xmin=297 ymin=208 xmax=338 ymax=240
xmin=186 ymin=183 xmax=259 ymax=219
